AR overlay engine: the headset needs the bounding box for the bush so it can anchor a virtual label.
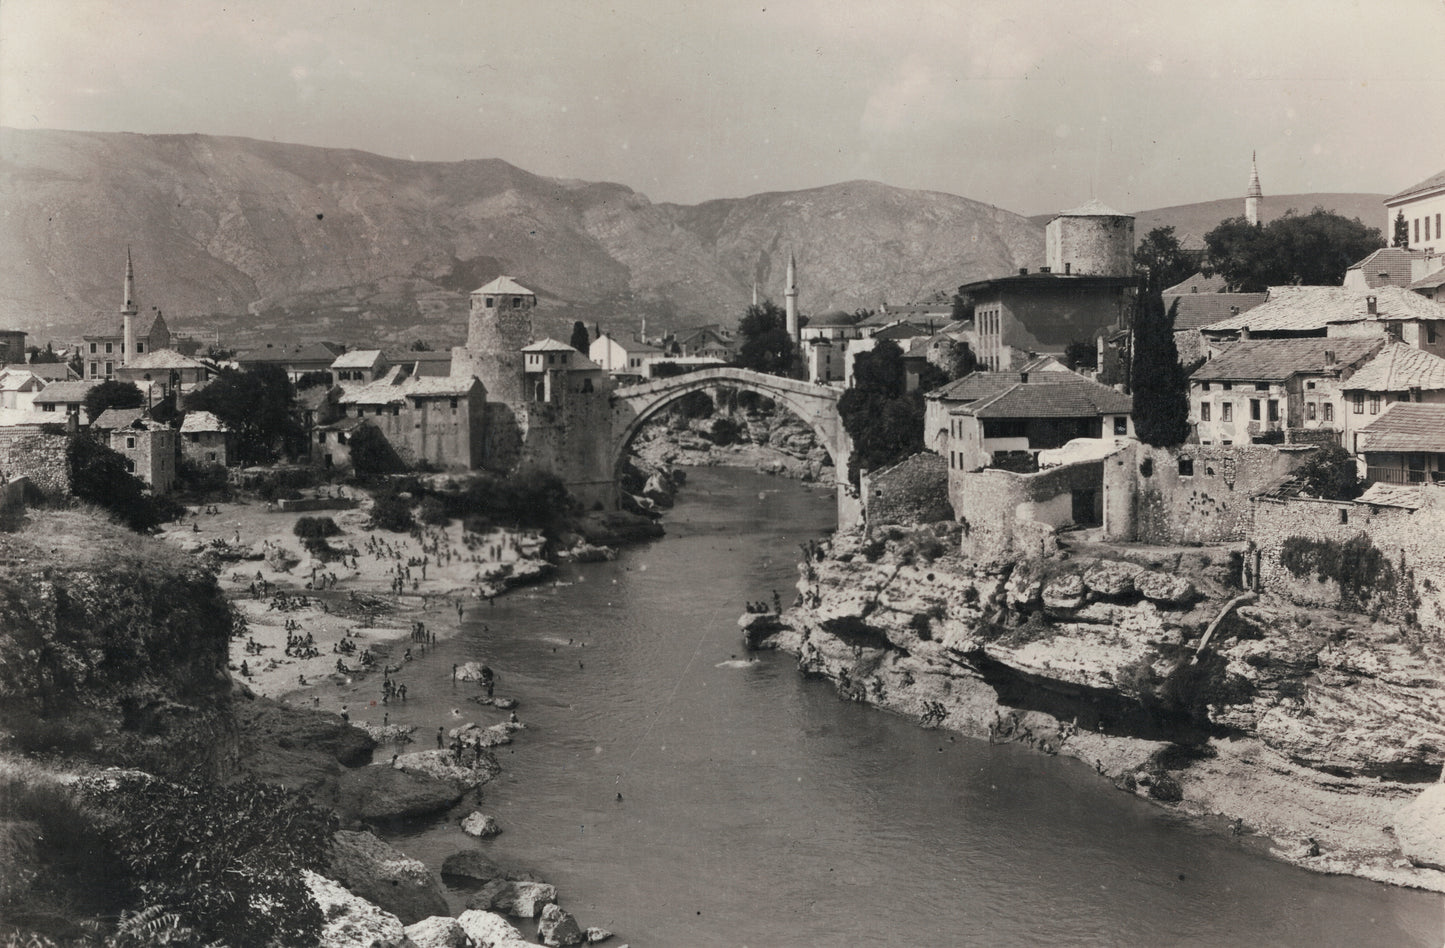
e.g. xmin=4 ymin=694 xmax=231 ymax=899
xmin=708 ymin=417 xmax=742 ymax=446
xmin=66 ymin=435 xmax=164 ymax=532
xmin=175 ymin=457 xmax=229 ymax=494
xmin=293 ymin=516 xmax=341 ymax=539
xmin=418 ymin=496 xmax=451 ymax=526
xmin=675 ymin=390 xmax=715 ymax=419
xmin=1296 ymin=443 xmax=1361 ymax=500
xmin=369 ymin=494 xmax=414 ymax=531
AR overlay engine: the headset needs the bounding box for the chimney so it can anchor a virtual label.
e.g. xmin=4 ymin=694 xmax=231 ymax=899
xmin=1366 ymin=295 xmax=1378 ymax=315
xmin=1064 ymin=262 xmax=1071 ymax=275
xmin=1324 ymin=350 xmax=1336 ymax=365
xmin=1019 ymin=267 xmax=1028 ymax=276
xmin=1240 ymin=326 xmax=1250 ymax=340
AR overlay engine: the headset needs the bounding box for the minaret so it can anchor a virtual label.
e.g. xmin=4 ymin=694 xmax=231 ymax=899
xmin=1245 ymin=151 xmax=1263 ymax=226
xmin=784 ymin=252 xmax=799 ymax=345
xmin=122 ymin=247 xmax=138 ymax=367
xmin=752 ymin=281 xmax=759 ymax=308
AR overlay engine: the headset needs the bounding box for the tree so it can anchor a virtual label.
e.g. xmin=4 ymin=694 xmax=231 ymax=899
xmin=837 ymin=340 xmax=927 ymax=484
xmin=67 ymin=435 xmax=163 ymax=531
xmin=1064 ymin=340 xmax=1099 ymax=372
xmin=1295 ymin=444 xmax=1362 ymax=500
xmin=1130 ymin=285 xmax=1191 ymax=447
xmin=736 ymin=300 xmax=794 ymax=376
xmin=185 ymin=364 xmax=299 ymax=464
xmin=27 ymin=343 xmax=60 ymax=363
xmin=569 ymin=320 xmax=591 ymax=354
xmin=950 ymin=293 xmax=974 ymax=325
xmin=1393 ymin=210 xmax=1410 ymax=249
xmin=1204 ymin=208 xmax=1385 ymax=291
xmin=410 ymin=338 xmax=433 ymax=351
xmin=83 ymin=379 xmax=145 ymax=420
xmin=1135 ymin=225 xmax=1196 ymax=290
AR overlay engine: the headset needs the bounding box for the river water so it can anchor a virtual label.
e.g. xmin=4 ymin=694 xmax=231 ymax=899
xmin=345 ymin=467 xmax=1441 ymax=947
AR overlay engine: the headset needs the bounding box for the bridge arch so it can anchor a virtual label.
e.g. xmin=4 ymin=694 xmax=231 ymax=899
xmin=610 ymin=367 xmax=852 ymax=484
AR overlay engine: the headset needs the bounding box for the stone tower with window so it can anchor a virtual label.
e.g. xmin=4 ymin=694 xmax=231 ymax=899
xmin=456 ymin=276 xmax=535 ymax=408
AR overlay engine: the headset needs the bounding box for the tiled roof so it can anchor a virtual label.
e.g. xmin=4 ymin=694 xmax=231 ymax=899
xmin=1410 ymin=265 xmax=1445 ymax=291
xmin=598 ymin=335 xmax=661 ymax=354
xmin=1164 ymin=292 xmax=1268 ymax=332
xmin=31 ymin=380 xmax=100 ymax=403
xmin=1200 ymin=285 xmax=1445 ymax=333
xmin=472 ymin=276 xmax=534 ymax=296
xmin=524 ymin=338 xmax=579 ymax=353
xmin=1345 ymin=248 xmax=1426 ymax=288
xmin=125 ymin=349 xmax=206 ymax=370
xmin=958 ymin=375 xmax=1133 ymax=418
xmin=400 ymin=377 xmax=479 ymax=397
xmin=92 ymin=408 xmax=146 ymax=430
xmin=927 ymin=365 xmax=1074 ymax=402
xmin=0 ymin=370 xmax=44 ymax=392
xmin=180 ymin=410 xmax=228 ymax=433
xmin=1355 ymin=482 xmax=1425 ymax=510
xmin=1387 ymin=168 xmax=1445 ymax=204
xmin=1341 ymin=343 xmax=1445 ymax=392
xmin=331 ymin=349 xmax=385 ymax=369
xmin=339 ymin=370 xmax=478 ymax=403
xmin=237 ymin=342 xmax=344 ymax=365
xmin=23 ymin=363 xmax=76 ymax=381
xmin=809 ymin=310 xmax=859 ymax=328
xmin=1055 ymin=198 xmax=1130 ymax=218
xmin=1191 ymin=338 xmax=1382 ymax=382
xmin=1358 ymin=403 xmax=1445 ymax=452
xmin=1163 ymin=272 xmax=1229 ymax=295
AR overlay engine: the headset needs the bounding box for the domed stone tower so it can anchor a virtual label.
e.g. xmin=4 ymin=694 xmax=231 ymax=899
xmin=1044 ymin=199 xmax=1135 ymax=277
xmin=461 ymin=276 xmax=535 ymax=407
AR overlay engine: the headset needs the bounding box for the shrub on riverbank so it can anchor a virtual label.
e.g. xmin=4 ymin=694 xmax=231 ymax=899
xmin=369 ymin=494 xmax=415 ymax=531
xmin=293 ymin=515 xmax=341 ymax=539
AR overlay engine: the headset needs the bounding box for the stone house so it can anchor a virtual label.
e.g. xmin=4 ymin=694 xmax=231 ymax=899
xmin=330 ymin=349 xmax=388 ymax=385
xmin=1190 ymin=338 xmax=1381 ymax=445
xmin=107 ymin=422 xmax=176 ymax=494
xmin=860 ymin=452 xmax=951 ymax=525
xmin=31 ymin=380 xmax=101 ymax=424
xmin=235 ymin=341 xmax=345 ymax=381
xmin=1342 ymin=247 xmax=1431 ymax=292
xmin=525 ymin=340 xmax=606 ymax=402
xmin=114 ymin=349 xmax=213 ymax=399
xmin=0 ymin=369 xmax=46 ymax=411
xmin=1198 ymin=286 xmax=1445 ymax=361
xmin=338 ymin=369 xmax=487 ymax=471
xmin=1337 ymin=343 xmax=1445 ymax=454
xmin=1355 ymin=402 xmax=1445 ymax=485
xmin=180 ymin=410 xmax=232 ymax=467
xmin=84 ymin=311 xmax=172 ymax=380
xmin=313 ymin=416 xmax=369 ymax=471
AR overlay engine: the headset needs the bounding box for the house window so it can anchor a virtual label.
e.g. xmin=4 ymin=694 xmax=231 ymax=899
xmin=207 ymin=452 xmax=216 ymax=462
xmin=188 ymin=433 xmax=199 ymax=443
xmin=357 ymin=407 xmax=365 ymax=417
xmin=1307 ymin=402 xmax=1317 ymax=420
xmin=1267 ymin=400 xmax=1279 ymax=423
xmin=89 ymin=362 xmax=98 ymax=377
xmin=137 ymin=342 xmax=145 ymax=353
xmin=318 ymin=432 xmax=327 ymax=444
xmin=1323 ymin=402 xmax=1334 ymax=421
xmin=105 ymin=361 xmax=113 ymax=376
xmin=105 ymin=342 xmax=113 ymax=353
xmin=1353 ymin=393 xmax=1364 ymax=414
xmin=512 ymin=296 xmax=522 ymax=308
xmin=1249 ymin=399 xmax=1261 ymax=421
xmin=391 ymin=405 xmax=400 ymax=416
xmin=1221 ymin=402 xmax=1233 ymax=422
xmin=1429 ymin=323 xmax=1438 ymax=344
xmin=1200 ymin=402 xmax=1211 ymax=421
xmin=1306 ymin=381 xmax=1315 ymax=390
xmin=1201 ymin=382 xmax=1210 ymax=391
xmin=1222 ymin=382 xmax=1232 ymax=390
xmin=1254 ymin=382 xmax=1268 ymax=392
xmin=1416 ymin=219 xmax=1421 ymax=244
xmin=1113 ymin=416 xmax=1127 ymax=436
xmin=124 ymin=459 xmax=135 ymax=473
xmin=89 ymin=342 xmax=97 ymax=354
xmin=1369 ymin=394 xmax=1381 ymax=414
xmin=485 ymin=296 xmax=495 ymax=307
xmin=375 ymin=406 xmax=384 ymax=416
xmin=450 ymin=398 xmax=459 ymax=410
xmin=1178 ymin=458 xmax=1194 ymax=476
xmin=126 ymin=436 xmax=135 ymax=449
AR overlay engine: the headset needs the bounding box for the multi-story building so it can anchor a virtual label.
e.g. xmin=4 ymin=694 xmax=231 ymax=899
xmin=1384 ymin=168 xmax=1445 ymax=251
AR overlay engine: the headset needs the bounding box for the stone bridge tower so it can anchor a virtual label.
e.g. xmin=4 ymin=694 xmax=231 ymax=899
xmin=457 ymin=276 xmax=535 ymax=407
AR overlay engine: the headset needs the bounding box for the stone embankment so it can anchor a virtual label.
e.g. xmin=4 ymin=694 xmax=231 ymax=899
xmin=749 ymin=522 xmax=1445 ymax=891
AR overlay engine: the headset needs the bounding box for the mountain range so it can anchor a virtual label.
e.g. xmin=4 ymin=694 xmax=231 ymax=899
xmin=0 ymin=128 xmax=1389 ymax=349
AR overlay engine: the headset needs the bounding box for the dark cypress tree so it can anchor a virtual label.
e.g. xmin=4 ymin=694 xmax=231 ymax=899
xmin=569 ymin=320 xmax=591 ymax=353
xmin=1130 ymin=283 xmax=1191 ymax=447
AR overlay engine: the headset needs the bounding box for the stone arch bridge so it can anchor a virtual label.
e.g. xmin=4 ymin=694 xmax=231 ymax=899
xmin=610 ymin=368 xmax=857 ymax=523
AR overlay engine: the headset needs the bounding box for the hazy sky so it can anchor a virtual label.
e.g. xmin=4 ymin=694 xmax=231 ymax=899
xmin=3 ymin=0 xmax=1443 ymax=215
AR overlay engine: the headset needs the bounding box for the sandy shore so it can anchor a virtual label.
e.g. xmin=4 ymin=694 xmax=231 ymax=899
xmin=157 ymin=492 xmax=552 ymax=699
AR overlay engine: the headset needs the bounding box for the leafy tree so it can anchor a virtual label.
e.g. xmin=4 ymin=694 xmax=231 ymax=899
xmin=1204 ymin=208 xmax=1385 ymax=291
xmin=1130 ymin=285 xmax=1190 ymax=447
xmin=838 ymin=341 xmax=927 ymax=484
xmin=368 ymin=493 xmax=414 ymax=531
xmin=950 ymin=293 xmax=974 ymax=325
xmin=569 ymin=320 xmax=592 ymax=354
xmin=1296 ymin=443 xmax=1362 ymax=500
xmin=736 ymin=300 xmax=794 ymax=376
xmin=83 ymin=379 xmax=144 ymax=420
xmin=1064 ymin=340 xmax=1099 ymax=372
xmin=1393 ymin=210 xmax=1410 ymax=249
xmin=410 ymin=338 xmax=433 ymax=351
xmin=1135 ymin=225 xmax=1196 ymax=289
xmin=294 ymin=370 xmax=333 ymax=391
xmin=67 ymin=435 xmax=163 ymax=531
xmin=184 ymin=364 xmax=299 ymax=464
xmin=26 ymin=343 xmax=60 ymax=363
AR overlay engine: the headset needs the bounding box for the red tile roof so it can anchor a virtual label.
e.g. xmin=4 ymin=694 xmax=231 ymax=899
xmin=1164 ymin=292 xmax=1268 ymax=332
xmin=1342 ymin=343 xmax=1445 ymax=392
xmin=1191 ymin=338 xmax=1382 ymax=382
xmin=1345 ymin=248 xmax=1427 ymax=288
xmin=1358 ymin=402 xmax=1445 ymax=452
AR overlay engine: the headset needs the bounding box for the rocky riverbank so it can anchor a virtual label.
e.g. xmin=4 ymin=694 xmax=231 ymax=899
xmin=747 ymin=522 xmax=1445 ymax=892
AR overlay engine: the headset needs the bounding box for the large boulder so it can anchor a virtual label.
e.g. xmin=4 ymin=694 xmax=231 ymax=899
xmin=237 ymin=744 xmax=343 ymax=807
xmin=537 ymin=903 xmax=585 ymax=947
xmin=441 ymin=848 xmax=506 ymax=883
xmin=1082 ymin=562 xmax=1139 ymax=599
xmin=456 ymin=910 xmax=531 ymax=948
xmin=467 ymin=879 xmax=557 ymax=918
xmin=404 ymin=916 xmax=473 ymax=948
xmin=1136 ymin=571 xmax=1195 ymax=606
xmin=461 ymin=811 xmax=502 ymax=839
xmin=328 ymin=830 xmax=449 ymax=924
xmin=395 ymin=749 xmax=500 ymax=791
xmin=303 ymin=870 xmax=410 ymax=948
xmin=336 ymin=764 xmax=464 ymax=821
xmin=1041 ymin=573 xmax=1086 ymax=611
xmin=1394 ymin=782 xmax=1445 ymax=871
xmin=235 ymin=694 xmax=376 ymax=765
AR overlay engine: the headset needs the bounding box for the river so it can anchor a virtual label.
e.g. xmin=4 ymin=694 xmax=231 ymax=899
xmin=343 ymin=466 xmax=1442 ymax=947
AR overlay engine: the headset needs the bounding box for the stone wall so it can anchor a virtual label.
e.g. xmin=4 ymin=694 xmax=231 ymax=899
xmin=952 ymin=458 xmax=1104 ymax=562
xmin=1104 ymin=442 xmax=1314 ymax=544
xmin=0 ymin=430 xmax=71 ymax=497
xmin=861 ymin=452 xmax=951 ymax=525
xmin=516 ymin=385 xmax=619 ymax=511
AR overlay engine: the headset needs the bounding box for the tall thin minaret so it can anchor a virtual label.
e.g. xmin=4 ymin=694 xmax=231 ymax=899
xmin=784 ymin=252 xmax=799 ymax=345
xmin=752 ymin=280 xmax=759 ymax=308
xmin=1245 ymin=151 xmax=1263 ymax=226
xmin=122 ymin=247 xmax=137 ymax=367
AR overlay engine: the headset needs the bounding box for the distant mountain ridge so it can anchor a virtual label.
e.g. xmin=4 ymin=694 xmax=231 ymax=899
xmin=0 ymin=129 xmax=1040 ymax=347
xmin=1029 ymin=193 xmax=1391 ymax=246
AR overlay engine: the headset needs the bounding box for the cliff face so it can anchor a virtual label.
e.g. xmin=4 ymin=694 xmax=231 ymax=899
xmin=0 ymin=510 xmax=239 ymax=777
xmin=757 ymin=524 xmax=1445 ymax=889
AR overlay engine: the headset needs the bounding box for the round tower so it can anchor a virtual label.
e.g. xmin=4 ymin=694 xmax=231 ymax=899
xmin=1044 ymin=199 xmax=1135 ymax=277
xmin=463 ymin=276 xmax=535 ymax=407
xmin=1245 ymin=151 xmax=1263 ymax=226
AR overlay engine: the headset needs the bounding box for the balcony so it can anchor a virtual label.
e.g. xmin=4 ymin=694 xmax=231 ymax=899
xmin=1366 ymin=467 xmax=1445 ymax=485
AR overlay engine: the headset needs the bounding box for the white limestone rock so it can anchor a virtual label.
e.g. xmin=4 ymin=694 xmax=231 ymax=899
xmin=404 ymin=916 xmax=474 ymax=948
xmin=456 ymin=909 xmax=531 ymax=948
xmin=303 ymin=870 xmax=411 ymax=948
xmin=1136 ymin=570 xmax=1195 ymax=605
xmin=395 ymin=748 xmax=500 ymax=791
xmin=1082 ymin=562 xmax=1140 ymax=598
xmin=467 ymin=879 xmax=557 ymax=918
xmin=585 ymin=926 xmax=614 ymax=943
xmin=461 ymin=811 xmax=503 ymax=839
xmin=1394 ymin=782 xmax=1445 ymax=870
xmin=537 ymin=903 xmax=585 ymax=947
xmin=328 ymin=830 xmax=449 ymax=925
xmin=1041 ymin=573 xmax=1086 ymax=611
